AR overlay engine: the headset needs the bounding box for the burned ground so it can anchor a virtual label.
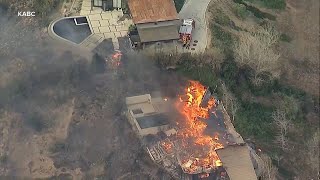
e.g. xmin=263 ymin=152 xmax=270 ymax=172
xmin=0 ymin=48 xmax=177 ymax=179
xmin=0 ymin=9 xmax=184 ymax=179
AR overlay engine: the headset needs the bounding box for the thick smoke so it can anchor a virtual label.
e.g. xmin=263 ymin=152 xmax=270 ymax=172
xmin=0 ymin=4 xmax=183 ymax=179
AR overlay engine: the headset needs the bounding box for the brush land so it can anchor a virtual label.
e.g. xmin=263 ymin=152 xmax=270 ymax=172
xmin=159 ymin=0 xmax=319 ymax=179
xmin=0 ymin=0 xmax=319 ymax=179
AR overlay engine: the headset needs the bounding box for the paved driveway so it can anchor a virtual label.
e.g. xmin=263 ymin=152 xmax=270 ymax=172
xmin=178 ymin=0 xmax=212 ymax=53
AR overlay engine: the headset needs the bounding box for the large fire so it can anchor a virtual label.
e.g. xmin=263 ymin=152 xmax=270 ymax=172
xmin=175 ymin=80 xmax=224 ymax=174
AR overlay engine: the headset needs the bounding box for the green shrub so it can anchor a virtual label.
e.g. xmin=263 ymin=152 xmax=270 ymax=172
xmin=245 ymin=0 xmax=286 ymax=9
xmin=214 ymin=10 xmax=232 ymax=26
xmin=183 ymin=66 xmax=219 ymax=89
xmin=0 ymin=155 xmax=8 ymax=164
xmin=177 ymin=58 xmax=220 ymax=90
xmin=128 ymin=24 xmax=137 ymax=32
xmin=211 ymin=24 xmax=234 ymax=52
xmin=235 ymin=101 xmax=275 ymax=141
xmin=261 ymin=0 xmax=286 ymax=9
xmin=233 ymin=4 xmax=249 ymax=19
xmin=174 ymin=0 xmax=185 ymax=12
xmin=220 ymin=58 xmax=240 ymax=90
xmin=50 ymin=141 xmax=67 ymax=153
xmin=25 ymin=113 xmax=48 ymax=132
xmin=280 ymin=33 xmax=292 ymax=42
xmin=176 ymin=55 xmax=311 ymax=144
xmin=245 ymin=3 xmax=276 ymax=20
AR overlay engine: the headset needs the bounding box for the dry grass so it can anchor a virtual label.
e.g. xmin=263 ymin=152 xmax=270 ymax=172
xmin=276 ymin=0 xmax=319 ymax=96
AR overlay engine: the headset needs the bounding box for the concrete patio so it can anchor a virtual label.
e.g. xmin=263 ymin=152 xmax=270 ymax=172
xmin=80 ymin=0 xmax=133 ymax=50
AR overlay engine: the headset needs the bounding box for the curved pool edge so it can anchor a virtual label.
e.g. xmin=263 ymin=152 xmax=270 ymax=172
xmin=48 ymin=16 xmax=94 ymax=46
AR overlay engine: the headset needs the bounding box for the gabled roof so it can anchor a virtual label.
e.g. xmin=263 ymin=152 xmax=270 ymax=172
xmin=128 ymin=0 xmax=178 ymax=24
xmin=217 ymin=145 xmax=258 ymax=180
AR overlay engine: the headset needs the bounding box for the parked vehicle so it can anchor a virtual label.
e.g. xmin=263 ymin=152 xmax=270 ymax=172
xmin=179 ymin=19 xmax=195 ymax=48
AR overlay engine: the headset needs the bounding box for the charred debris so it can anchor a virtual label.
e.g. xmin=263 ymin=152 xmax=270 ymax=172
xmin=125 ymin=80 xmax=263 ymax=180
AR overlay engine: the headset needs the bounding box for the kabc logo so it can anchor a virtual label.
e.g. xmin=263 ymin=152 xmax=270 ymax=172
xmin=18 ymin=11 xmax=36 ymax=17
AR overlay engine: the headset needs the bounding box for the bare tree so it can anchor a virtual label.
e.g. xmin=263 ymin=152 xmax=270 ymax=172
xmin=258 ymin=24 xmax=280 ymax=47
xmin=274 ymin=133 xmax=289 ymax=151
xmin=272 ymin=110 xmax=291 ymax=135
xmin=221 ymin=83 xmax=230 ymax=110
xmin=271 ymin=153 xmax=283 ymax=167
xmin=277 ymin=95 xmax=300 ymax=120
xmin=230 ymin=98 xmax=239 ymax=122
xmin=272 ymin=109 xmax=292 ymax=150
xmin=221 ymin=83 xmax=238 ymax=122
xmin=234 ymin=24 xmax=281 ymax=83
xmin=260 ymin=154 xmax=278 ymax=180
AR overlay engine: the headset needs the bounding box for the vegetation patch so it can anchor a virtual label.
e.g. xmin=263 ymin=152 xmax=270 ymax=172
xmin=174 ymin=0 xmax=185 ymax=12
xmin=50 ymin=141 xmax=68 ymax=153
xmin=128 ymin=24 xmax=137 ymax=32
xmin=214 ymin=9 xmax=232 ymax=26
xmin=176 ymin=57 xmax=276 ymax=142
xmin=233 ymin=0 xmax=277 ymax=20
xmin=280 ymin=33 xmax=292 ymax=42
xmin=235 ymin=101 xmax=274 ymax=141
xmin=173 ymin=53 xmax=314 ymax=146
xmin=177 ymin=64 xmax=219 ymax=90
xmin=233 ymin=4 xmax=249 ymax=19
xmin=25 ymin=113 xmax=48 ymax=132
xmin=211 ymin=24 xmax=234 ymax=52
xmin=245 ymin=0 xmax=286 ymax=9
xmin=32 ymin=0 xmax=63 ymax=16
xmin=0 ymin=154 xmax=8 ymax=164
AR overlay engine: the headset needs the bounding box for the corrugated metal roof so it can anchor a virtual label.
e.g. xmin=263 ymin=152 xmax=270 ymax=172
xmin=137 ymin=25 xmax=179 ymax=43
xmin=128 ymin=0 xmax=178 ymax=24
xmin=217 ymin=145 xmax=258 ymax=180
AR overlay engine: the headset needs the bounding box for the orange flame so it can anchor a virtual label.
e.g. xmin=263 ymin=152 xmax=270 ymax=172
xmin=176 ymin=80 xmax=223 ymax=173
xmin=109 ymin=51 xmax=122 ymax=69
xmin=161 ymin=140 xmax=174 ymax=154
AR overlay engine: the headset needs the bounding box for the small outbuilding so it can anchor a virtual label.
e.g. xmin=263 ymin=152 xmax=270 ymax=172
xmin=126 ymin=94 xmax=171 ymax=136
xmin=128 ymin=0 xmax=180 ymax=45
xmin=216 ymin=145 xmax=259 ymax=180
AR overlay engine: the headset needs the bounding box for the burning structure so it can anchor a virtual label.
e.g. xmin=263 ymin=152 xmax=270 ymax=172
xmin=125 ymin=81 xmax=261 ymax=179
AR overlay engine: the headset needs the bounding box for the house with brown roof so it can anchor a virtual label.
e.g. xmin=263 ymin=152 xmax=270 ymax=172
xmin=128 ymin=0 xmax=181 ymax=46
